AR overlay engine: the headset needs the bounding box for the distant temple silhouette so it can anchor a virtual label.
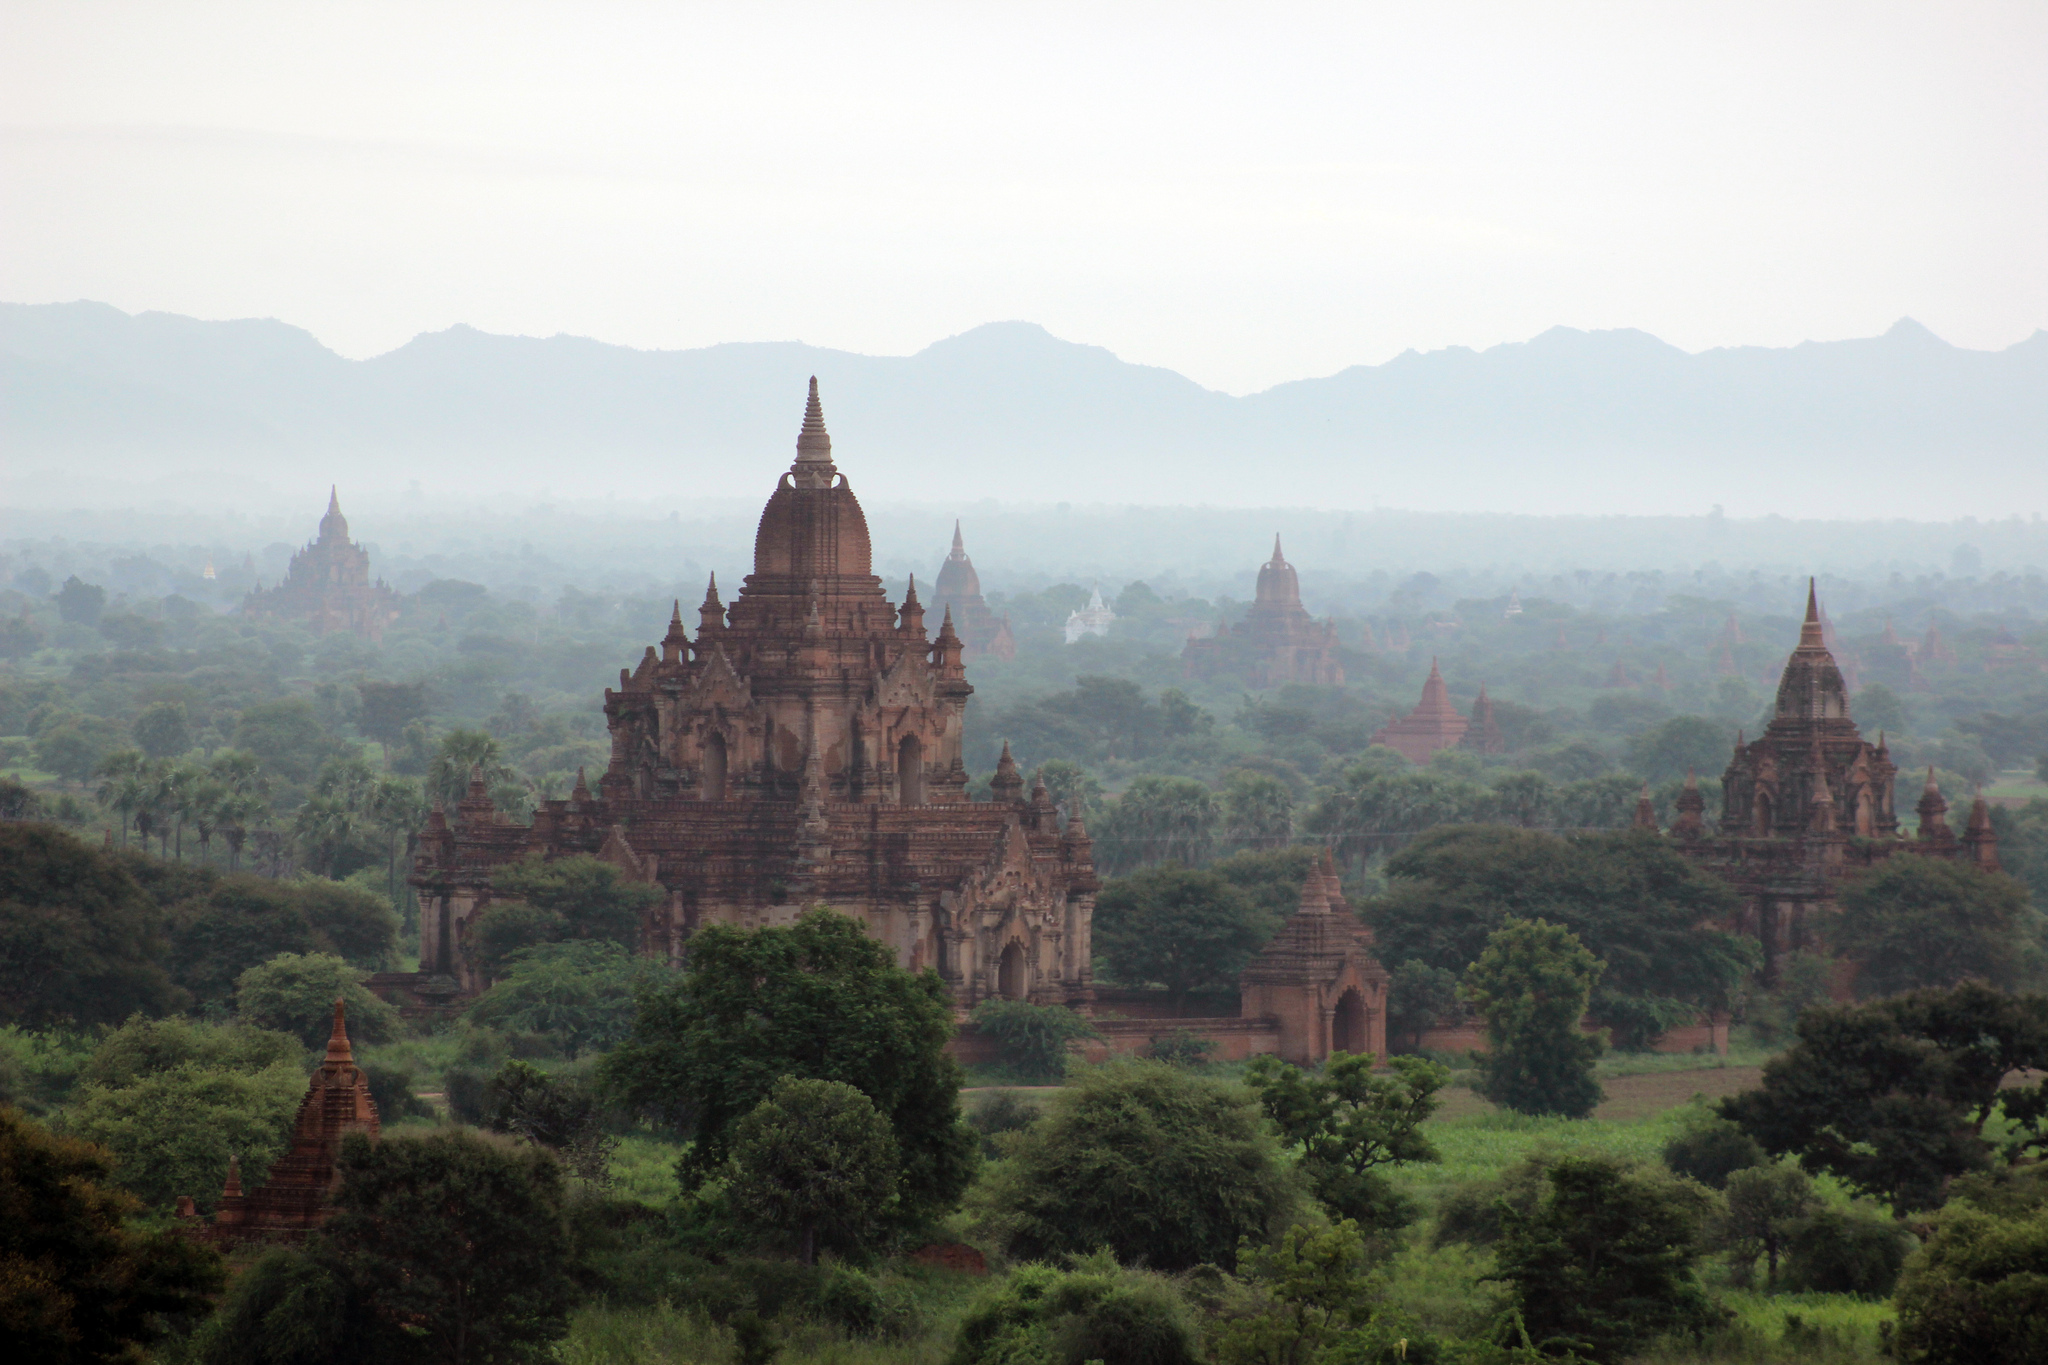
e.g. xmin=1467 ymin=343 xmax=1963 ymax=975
xmin=931 ymin=521 xmax=1016 ymax=661
xmin=1182 ymin=537 xmax=1344 ymax=687
xmin=1370 ymin=658 xmax=1469 ymax=764
xmin=242 ymin=488 xmax=401 ymax=640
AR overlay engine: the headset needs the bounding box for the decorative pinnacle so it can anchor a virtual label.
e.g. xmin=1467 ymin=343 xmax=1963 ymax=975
xmin=794 ymin=376 xmax=834 ymax=471
xmin=324 ymin=998 xmax=354 ymax=1068
xmin=903 ymin=574 xmax=920 ymax=606
xmin=951 ymin=520 xmax=965 ymax=558
xmin=327 ymin=485 xmax=340 ymax=515
xmin=1271 ymin=533 xmax=1284 ymax=564
xmin=1800 ymin=577 xmax=1826 ymax=648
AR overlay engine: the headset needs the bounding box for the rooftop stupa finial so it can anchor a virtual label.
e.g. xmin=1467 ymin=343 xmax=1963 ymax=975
xmin=792 ymin=376 xmax=835 ymax=484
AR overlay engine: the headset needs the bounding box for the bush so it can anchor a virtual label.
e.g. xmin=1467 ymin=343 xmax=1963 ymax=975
xmin=362 ymin=1061 xmax=431 ymax=1123
xmin=1148 ymin=1029 xmax=1217 ymax=1068
xmin=969 ymin=998 xmax=1101 ymax=1080
xmin=466 ymin=940 xmax=657 ymax=1058
xmin=967 ymin=1090 xmax=1040 ymax=1159
xmin=234 ymin=952 xmax=402 ymax=1048
xmin=950 ymin=1255 xmax=1201 ymax=1365
xmin=67 ymin=1058 xmax=307 ymax=1211
xmin=1781 ymin=1206 xmax=1915 ymax=1297
xmin=971 ymin=1061 xmax=1300 ymax=1271
xmin=1894 ymin=1198 xmax=2048 ymax=1363
xmin=1662 ymin=1104 xmax=1765 ymax=1189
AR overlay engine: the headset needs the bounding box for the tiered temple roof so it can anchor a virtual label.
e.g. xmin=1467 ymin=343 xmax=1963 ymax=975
xmin=1238 ymin=850 xmax=1389 ymax=1063
xmin=931 ymin=522 xmax=1016 ymax=661
xmin=1370 ymin=658 xmax=1469 ymax=764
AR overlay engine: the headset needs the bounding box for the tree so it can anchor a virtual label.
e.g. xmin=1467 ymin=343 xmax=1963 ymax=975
xmin=1893 ymin=1184 xmax=2048 ymax=1364
xmin=132 ymin=701 xmax=192 ymax=760
xmin=52 ymin=575 xmax=106 ymax=625
xmin=1719 ymin=983 xmax=2048 ymax=1212
xmin=167 ymin=877 xmax=396 ymax=1008
xmin=0 ymin=609 xmax=47 ymax=659
xmin=1209 ymin=845 xmax=1320 ymax=924
xmin=951 ymin=1254 xmax=1201 ymax=1365
xmin=188 ymin=1246 xmax=383 ymax=1365
xmin=1208 ymin=1221 xmax=1377 ymax=1365
xmin=728 ymin=1076 xmax=899 ymax=1264
xmin=0 ymin=823 xmax=183 ymax=1027
xmin=967 ymin=998 xmax=1101 ymax=1080
xmin=1660 ymin=1104 xmax=1764 ymax=1189
xmin=1245 ymin=1052 xmax=1446 ymax=1231
xmin=1464 ymin=917 xmax=1605 ymax=1119
xmin=426 ymin=729 xmax=521 ymax=808
xmin=233 ymin=953 xmax=402 ymax=1048
xmin=1220 ymin=771 xmax=1295 ymax=849
xmin=1716 ymin=1163 xmax=1816 ymax=1289
xmin=323 ymin=1130 xmax=582 ymax=1365
xmin=1623 ymin=716 xmax=1733 ymax=786
xmin=1830 ymin=854 xmax=2041 ymax=995
xmin=33 ymin=714 xmax=124 ymax=784
xmin=489 ymin=853 xmax=658 ymax=948
xmin=479 ymin=1060 xmax=617 ymax=1183
xmin=1095 ymin=865 xmax=1276 ymax=1009
xmin=356 ymin=681 xmax=432 ymax=753
xmin=1491 ymin=1155 xmax=1718 ymax=1362
xmin=1387 ymin=958 xmax=1461 ymax=1051
xmin=1366 ymin=826 xmax=1752 ymax=1050
xmin=230 ymin=699 xmax=342 ymax=787
xmin=465 ymin=940 xmax=656 ymax=1058
xmin=1093 ymin=775 xmax=1219 ymax=874
xmin=0 ymin=1108 xmax=222 ymax=1362
xmin=970 ymin=1060 xmax=1300 ymax=1271
xmin=603 ymin=907 xmax=976 ymax=1224
xmin=67 ymin=1055 xmax=307 ymax=1210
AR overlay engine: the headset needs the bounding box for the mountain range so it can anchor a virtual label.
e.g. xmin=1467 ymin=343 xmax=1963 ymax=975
xmin=3 ymin=301 xmax=2044 ymax=519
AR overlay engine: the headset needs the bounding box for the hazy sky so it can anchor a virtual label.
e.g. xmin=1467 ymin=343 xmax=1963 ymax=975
xmin=4 ymin=2 xmax=2044 ymax=394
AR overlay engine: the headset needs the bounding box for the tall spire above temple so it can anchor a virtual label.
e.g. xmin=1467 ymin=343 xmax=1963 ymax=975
xmin=318 ymin=486 xmax=348 ymax=544
xmin=1271 ymin=533 xmax=1285 ymax=565
xmin=1800 ymin=577 xmax=1824 ymax=648
xmin=792 ymin=376 xmax=835 ymax=486
xmin=951 ymin=520 xmax=966 ymax=558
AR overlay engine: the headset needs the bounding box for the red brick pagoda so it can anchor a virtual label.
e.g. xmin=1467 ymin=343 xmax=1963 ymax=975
xmin=1666 ymin=582 xmax=1998 ymax=978
xmin=204 ymin=1000 xmax=379 ymax=1242
xmin=411 ymin=381 xmax=1099 ymax=1008
xmin=1370 ymin=658 xmax=1469 ymax=764
xmin=1182 ymin=536 xmax=1345 ymax=687
xmin=931 ymin=521 xmax=1016 ymax=661
xmin=242 ymin=489 xmax=402 ymax=641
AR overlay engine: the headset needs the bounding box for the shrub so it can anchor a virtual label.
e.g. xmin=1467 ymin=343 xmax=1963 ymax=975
xmin=1662 ymin=1104 xmax=1765 ymax=1189
xmin=950 ymin=1254 xmax=1201 ymax=1365
xmin=1781 ymin=1206 xmax=1915 ymax=1297
xmin=1894 ymin=1198 xmax=2048 ymax=1362
xmin=967 ymin=1090 xmax=1040 ymax=1159
xmin=1148 ymin=1028 xmax=1217 ymax=1068
xmin=969 ymin=998 xmax=1101 ymax=1080
xmin=233 ymin=953 xmax=401 ymax=1048
xmin=971 ymin=1061 xmax=1299 ymax=1271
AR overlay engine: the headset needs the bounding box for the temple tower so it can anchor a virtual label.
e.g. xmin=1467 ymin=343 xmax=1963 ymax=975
xmin=1182 ymin=536 xmax=1344 ymax=686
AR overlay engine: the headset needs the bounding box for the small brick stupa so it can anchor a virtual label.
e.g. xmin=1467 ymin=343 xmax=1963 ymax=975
xmin=209 ymin=999 xmax=380 ymax=1242
xmin=1370 ymin=658 xmax=1469 ymax=764
xmin=1238 ymin=851 xmax=1389 ymax=1063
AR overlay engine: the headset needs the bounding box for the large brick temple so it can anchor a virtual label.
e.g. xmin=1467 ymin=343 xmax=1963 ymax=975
xmin=410 ymin=381 xmax=1099 ymax=1007
xmin=1183 ymin=537 xmax=1345 ymax=687
xmin=931 ymin=521 xmax=1016 ymax=661
xmin=1664 ymin=582 xmax=1998 ymax=978
xmin=242 ymin=489 xmax=402 ymax=641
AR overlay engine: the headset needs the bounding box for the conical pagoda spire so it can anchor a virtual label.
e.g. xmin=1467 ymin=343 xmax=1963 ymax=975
xmin=1800 ymin=578 xmax=1825 ymax=648
xmin=698 ymin=573 xmax=725 ymax=634
xmin=1271 ymin=533 xmax=1285 ymax=565
xmin=323 ymin=998 xmax=354 ymax=1070
xmin=792 ymin=376 xmax=835 ymax=485
xmin=991 ymin=740 xmax=1024 ymax=803
xmin=951 ymin=520 xmax=966 ymax=558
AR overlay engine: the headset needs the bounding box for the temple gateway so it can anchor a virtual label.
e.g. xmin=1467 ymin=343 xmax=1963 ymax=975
xmin=411 ymin=382 xmax=1099 ymax=1009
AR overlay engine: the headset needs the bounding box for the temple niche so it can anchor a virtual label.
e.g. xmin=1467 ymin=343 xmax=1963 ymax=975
xmin=242 ymin=488 xmax=402 ymax=641
xmin=931 ymin=521 xmax=1016 ymax=661
xmin=411 ymin=381 xmax=1098 ymax=1009
xmin=1182 ymin=537 xmax=1344 ymax=687
xmin=1668 ymin=582 xmax=1998 ymax=980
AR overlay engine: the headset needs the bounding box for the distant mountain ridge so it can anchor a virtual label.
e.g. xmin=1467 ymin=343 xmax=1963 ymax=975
xmin=2 ymin=301 xmax=2044 ymax=518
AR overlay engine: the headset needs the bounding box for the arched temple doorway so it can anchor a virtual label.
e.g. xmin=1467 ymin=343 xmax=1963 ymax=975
xmin=898 ymin=735 xmax=924 ymax=805
xmin=1331 ymin=988 xmax=1367 ymax=1056
xmin=997 ymin=940 xmax=1027 ymax=1000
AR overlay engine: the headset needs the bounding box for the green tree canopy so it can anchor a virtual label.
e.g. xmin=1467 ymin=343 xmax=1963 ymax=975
xmin=950 ymin=1253 xmax=1201 ymax=1365
xmin=83 ymin=1015 xmax=303 ymax=1089
xmin=728 ymin=1076 xmax=900 ymax=1264
xmin=470 ymin=854 xmax=661 ymax=980
xmin=1490 ymin=1154 xmax=1719 ymax=1363
xmin=0 ymin=823 xmax=184 ymax=1027
xmin=1622 ymin=715 xmax=1733 ymax=786
xmin=1893 ymin=1175 xmax=2048 ymax=1365
xmin=230 ymin=699 xmax=343 ymax=787
xmin=323 ymin=1130 xmax=581 ymax=1364
xmin=464 ymin=940 xmax=658 ymax=1058
xmin=1830 ymin=854 xmax=2043 ymax=995
xmin=67 ymin=1055 xmax=306 ymax=1212
xmin=1093 ymin=775 xmax=1222 ymax=874
xmin=1245 ymin=1052 xmax=1446 ymax=1232
xmin=1719 ymin=983 xmax=2048 ymax=1211
xmin=132 ymin=700 xmax=193 ymax=760
xmin=234 ymin=952 xmax=401 ymax=1049
xmin=970 ymin=1060 xmax=1300 ymax=1271
xmin=0 ymin=1107 xmax=222 ymax=1362
xmin=602 ymin=907 xmax=976 ymax=1225
xmin=1367 ymin=826 xmax=1753 ymax=1048
xmin=1095 ymin=865 xmax=1278 ymax=1008
xmin=1464 ymin=917 xmax=1605 ymax=1119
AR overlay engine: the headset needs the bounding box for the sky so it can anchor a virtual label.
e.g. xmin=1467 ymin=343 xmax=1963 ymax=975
xmin=3 ymin=2 xmax=2045 ymax=395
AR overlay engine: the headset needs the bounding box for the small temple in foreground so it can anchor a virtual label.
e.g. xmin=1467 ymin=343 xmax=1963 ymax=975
xmin=931 ymin=522 xmax=1016 ymax=661
xmin=187 ymin=1000 xmax=379 ymax=1242
xmin=242 ymin=489 xmax=402 ymax=641
xmin=1662 ymin=583 xmax=1998 ymax=979
xmin=1182 ymin=537 xmax=1345 ymax=687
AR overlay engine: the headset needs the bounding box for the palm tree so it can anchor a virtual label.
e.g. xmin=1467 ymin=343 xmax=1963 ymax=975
xmin=188 ymin=777 xmax=230 ymax=867
xmin=367 ymin=776 xmax=429 ymax=912
xmin=95 ymin=749 xmax=148 ymax=846
xmin=426 ymin=729 xmax=521 ymax=809
xmin=292 ymin=794 xmax=359 ymax=878
xmin=217 ymin=791 xmax=267 ymax=873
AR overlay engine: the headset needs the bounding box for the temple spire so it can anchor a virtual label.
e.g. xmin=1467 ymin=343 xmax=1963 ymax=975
xmin=323 ymin=998 xmax=354 ymax=1070
xmin=1271 ymin=533 xmax=1285 ymax=564
xmin=1799 ymin=577 xmax=1825 ymax=648
xmin=792 ymin=376 xmax=835 ymax=484
xmin=951 ymin=520 xmax=965 ymax=558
